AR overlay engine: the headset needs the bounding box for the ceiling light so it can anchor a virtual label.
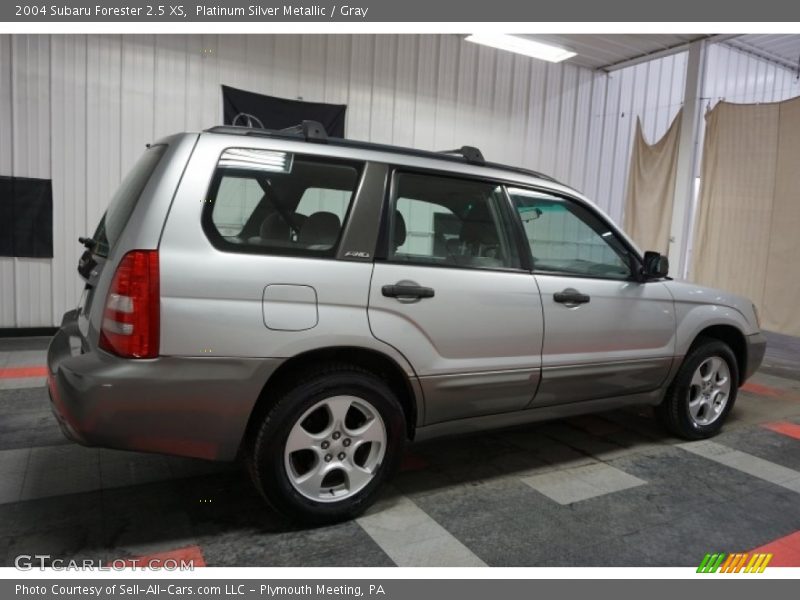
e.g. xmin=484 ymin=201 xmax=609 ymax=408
xmin=465 ymin=34 xmax=577 ymax=63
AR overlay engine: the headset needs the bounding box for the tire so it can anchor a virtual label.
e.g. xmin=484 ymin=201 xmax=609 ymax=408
xmin=655 ymin=338 xmax=739 ymax=440
xmin=247 ymin=363 xmax=406 ymax=524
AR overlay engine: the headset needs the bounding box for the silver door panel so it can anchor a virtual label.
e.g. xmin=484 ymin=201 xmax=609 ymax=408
xmin=369 ymin=264 xmax=543 ymax=375
xmin=369 ymin=263 xmax=543 ymax=421
xmin=534 ymin=275 xmax=676 ymax=405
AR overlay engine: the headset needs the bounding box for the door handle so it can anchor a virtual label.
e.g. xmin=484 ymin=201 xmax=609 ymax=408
xmin=554 ymin=288 xmax=590 ymax=306
xmin=382 ymin=284 xmax=435 ymax=299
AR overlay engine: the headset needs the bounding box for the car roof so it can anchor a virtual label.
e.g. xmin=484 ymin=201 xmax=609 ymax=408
xmin=203 ymin=124 xmax=564 ymax=188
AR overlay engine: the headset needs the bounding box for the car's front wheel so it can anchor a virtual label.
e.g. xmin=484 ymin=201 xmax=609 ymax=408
xmin=656 ymin=338 xmax=739 ymax=439
xmin=247 ymin=364 xmax=406 ymax=524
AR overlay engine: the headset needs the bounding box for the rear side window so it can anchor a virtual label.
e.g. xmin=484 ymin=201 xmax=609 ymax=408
xmin=388 ymin=171 xmax=520 ymax=270
xmin=203 ymin=149 xmax=361 ymax=257
xmin=94 ymin=144 xmax=167 ymax=257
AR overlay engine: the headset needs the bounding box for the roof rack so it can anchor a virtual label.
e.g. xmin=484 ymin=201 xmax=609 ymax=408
xmin=203 ymin=124 xmax=559 ymax=184
xmin=437 ymin=146 xmax=485 ymax=165
xmin=278 ymin=120 xmax=328 ymax=143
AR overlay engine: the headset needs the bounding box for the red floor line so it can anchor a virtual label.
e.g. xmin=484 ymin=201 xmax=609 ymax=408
xmin=0 ymin=366 xmax=48 ymax=379
xmin=762 ymin=421 xmax=800 ymax=441
xmin=741 ymin=382 xmax=783 ymax=398
xmin=121 ymin=545 xmax=206 ymax=568
xmin=752 ymin=530 xmax=800 ymax=567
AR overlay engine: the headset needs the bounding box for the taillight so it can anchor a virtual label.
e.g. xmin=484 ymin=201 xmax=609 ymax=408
xmin=98 ymin=250 xmax=159 ymax=359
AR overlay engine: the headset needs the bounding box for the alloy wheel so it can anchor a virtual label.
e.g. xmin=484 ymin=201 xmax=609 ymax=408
xmin=283 ymin=395 xmax=387 ymax=502
xmin=688 ymin=356 xmax=732 ymax=426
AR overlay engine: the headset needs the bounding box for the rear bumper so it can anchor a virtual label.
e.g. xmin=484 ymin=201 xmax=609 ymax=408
xmin=47 ymin=310 xmax=283 ymax=461
xmin=744 ymin=331 xmax=767 ymax=382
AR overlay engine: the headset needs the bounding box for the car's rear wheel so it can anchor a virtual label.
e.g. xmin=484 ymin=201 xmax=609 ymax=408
xmin=247 ymin=364 xmax=405 ymax=524
xmin=655 ymin=338 xmax=739 ymax=439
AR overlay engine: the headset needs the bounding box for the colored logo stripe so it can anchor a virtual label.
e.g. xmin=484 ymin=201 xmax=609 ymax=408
xmin=697 ymin=553 xmax=726 ymax=573
xmin=698 ymin=552 xmax=772 ymax=573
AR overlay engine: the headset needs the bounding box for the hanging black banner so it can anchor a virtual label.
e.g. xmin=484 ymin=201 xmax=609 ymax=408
xmin=222 ymin=85 xmax=347 ymax=137
xmin=0 ymin=175 xmax=54 ymax=259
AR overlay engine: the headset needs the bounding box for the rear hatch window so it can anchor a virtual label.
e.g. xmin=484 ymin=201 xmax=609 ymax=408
xmin=77 ymin=144 xmax=167 ymax=338
xmin=92 ymin=144 xmax=167 ymax=257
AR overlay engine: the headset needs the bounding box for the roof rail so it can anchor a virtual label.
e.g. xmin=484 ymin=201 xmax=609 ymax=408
xmin=438 ymin=146 xmax=485 ymax=165
xmin=205 ymin=122 xmax=328 ymax=143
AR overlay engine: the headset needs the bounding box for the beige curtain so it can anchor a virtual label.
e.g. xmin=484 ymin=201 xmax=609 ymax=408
xmin=692 ymin=97 xmax=800 ymax=336
xmin=762 ymin=97 xmax=800 ymax=335
xmin=623 ymin=109 xmax=682 ymax=254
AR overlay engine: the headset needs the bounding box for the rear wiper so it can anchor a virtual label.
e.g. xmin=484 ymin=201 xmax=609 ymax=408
xmin=78 ymin=236 xmax=97 ymax=249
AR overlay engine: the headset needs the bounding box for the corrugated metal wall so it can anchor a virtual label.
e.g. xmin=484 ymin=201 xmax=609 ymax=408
xmin=704 ymin=43 xmax=800 ymax=105
xmin=1 ymin=35 xmax=798 ymax=327
xmin=605 ymin=43 xmax=800 ymax=171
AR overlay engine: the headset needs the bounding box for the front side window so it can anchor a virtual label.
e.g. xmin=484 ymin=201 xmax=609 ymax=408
xmin=203 ymin=149 xmax=361 ymax=256
xmin=389 ymin=172 xmax=520 ymax=270
xmin=508 ymin=187 xmax=632 ymax=280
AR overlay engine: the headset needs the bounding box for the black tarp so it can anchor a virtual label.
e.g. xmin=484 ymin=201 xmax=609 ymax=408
xmin=222 ymin=85 xmax=347 ymax=137
xmin=0 ymin=175 xmax=53 ymax=258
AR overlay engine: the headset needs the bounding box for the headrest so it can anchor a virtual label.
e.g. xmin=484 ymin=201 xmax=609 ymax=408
xmin=460 ymin=203 xmax=498 ymax=246
xmin=298 ymin=211 xmax=342 ymax=247
xmin=260 ymin=213 xmax=292 ymax=241
xmin=393 ymin=210 xmax=407 ymax=248
xmin=291 ymin=213 xmax=308 ymax=232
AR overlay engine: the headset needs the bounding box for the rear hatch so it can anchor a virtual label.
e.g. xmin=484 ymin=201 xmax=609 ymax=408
xmin=76 ymin=144 xmax=168 ymax=341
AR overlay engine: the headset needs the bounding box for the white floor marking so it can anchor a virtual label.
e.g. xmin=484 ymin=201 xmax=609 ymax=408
xmin=356 ymin=489 xmax=487 ymax=567
xmin=678 ymin=440 xmax=800 ymax=494
xmin=521 ymin=462 xmax=646 ymax=505
xmin=0 ymin=377 xmax=46 ymax=390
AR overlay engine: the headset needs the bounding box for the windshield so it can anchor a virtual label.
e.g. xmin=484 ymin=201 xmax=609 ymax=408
xmin=93 ymin=144 xmax=167 ymax=257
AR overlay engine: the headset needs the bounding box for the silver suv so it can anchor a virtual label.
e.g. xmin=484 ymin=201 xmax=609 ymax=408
xmin=48 ymin=122 xmax=766 ymax=523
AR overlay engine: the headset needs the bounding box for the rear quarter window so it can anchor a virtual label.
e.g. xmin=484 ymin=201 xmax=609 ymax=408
xmin=202 ymin=149 xmax=362 ymax=258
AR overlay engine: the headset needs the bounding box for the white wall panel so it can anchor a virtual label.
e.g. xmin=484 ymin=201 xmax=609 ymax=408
xmin=2 ymin=34 xmax=798 ymax=327
xmin=86 ymin=35 xmax=122 ymax=237
xmin=11 ymin=35 xmax=52 ymax=327
xmin=369 ymin=35 xmax=396 ymax=145
xmin=154 ymin=35 xmax=189 ymax=137
xmin=413 ymin=35 xmax=439 ymax=151
xmin=50 ymin=35 xmax=87 ymax=324
xmin=0 ymin=35 xmax=15 ymax=326
xmin=433 ymin=35 xmax=460 ymax=152
xmin=704 ymin=43 xmax=800 ymax=105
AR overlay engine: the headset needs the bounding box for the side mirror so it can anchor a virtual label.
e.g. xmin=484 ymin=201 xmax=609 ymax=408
xmin=642 ymin=251 xmax=669 ymax=279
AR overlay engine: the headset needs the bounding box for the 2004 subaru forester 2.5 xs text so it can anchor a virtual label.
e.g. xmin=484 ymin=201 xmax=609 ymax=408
xmin=47 ymin=121 xmax=766 ymax=524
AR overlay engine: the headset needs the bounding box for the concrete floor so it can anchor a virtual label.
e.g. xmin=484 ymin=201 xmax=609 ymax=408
xmin=1 ymin=332 xmax=799 ymax=567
